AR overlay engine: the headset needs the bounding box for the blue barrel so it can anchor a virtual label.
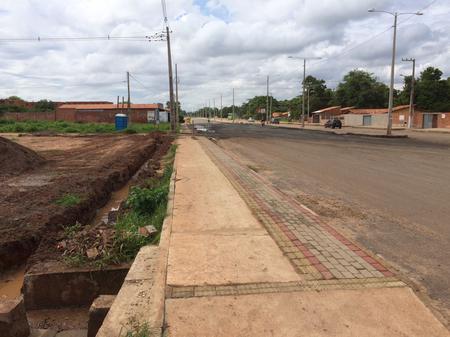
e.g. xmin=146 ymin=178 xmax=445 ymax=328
xmin=115 ymin=114 xmax=128 ymax=131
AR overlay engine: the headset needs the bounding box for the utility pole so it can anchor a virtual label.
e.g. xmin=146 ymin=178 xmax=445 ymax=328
xmin=302 ymin=59 xmax=306 ymax=127
xmin=116 ymin=96 xmax=119 ymax=109
xmin=121 ymin=96 xmax=124 ymax=114
xmin=127 ymin=71 xmax=131 ymax=116
xmin=266 ymin=75 xmax=269 ymax=122
xmin=162 ymin=0 xmax=176 ymax=132
xmin=386 ymin=13 xmax=398 ymax=136
xmin=232 ymin=88 xmax=235 ymax=123
xmin=269 ymin=93 xmax=273 ymax=118
xmin=307 ymin=86 xmax=311 ymax=117
xmin=220 ymin=94 xmax=223 ymax=119
xmin=213 ymin=98 xmax=216 ymax=119
xmin=368 ymin=8 xmax=423 ymax=135
xmin=175 ymin=63 xmax=179 ymax=125
xmin=402 ymin=58 xmax=416 ymax=128
xmin=288 ymin=56 xmax=322 ymax=127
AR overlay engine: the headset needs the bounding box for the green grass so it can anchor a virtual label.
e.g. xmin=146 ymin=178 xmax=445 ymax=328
xmin=63 ymin=145 xmax=176 ymax=268
xmin=0 ymin=119 xmax=170 ymax=134
xmin=124 ymin=323 xmax=152 ymax=337
xmin=55 ymin=193 xmax=82 ymax=207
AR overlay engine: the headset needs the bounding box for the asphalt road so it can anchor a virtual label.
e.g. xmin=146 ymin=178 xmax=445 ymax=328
xmin=205 ymin=122 xmax=450 ymax=326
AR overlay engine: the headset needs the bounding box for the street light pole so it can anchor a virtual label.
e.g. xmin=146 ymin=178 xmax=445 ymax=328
xmin=402 ymin=58 xmax=416 ymax=128
xmin=288 ymin=56 xmax=321 ymax=128
xmin=302 ymin=59 xmax=306 ymax=127
xmin=368 ymin=8 xmax=423 ymax=135
xmin=386 ymin=12 xmax=398 ymax=136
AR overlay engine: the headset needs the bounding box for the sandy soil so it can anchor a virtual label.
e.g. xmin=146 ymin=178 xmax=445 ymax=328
xmin=210 ymin=123 xmax=450 ymax=327
xmin=0 ymin=133 xmax=172 ymax=273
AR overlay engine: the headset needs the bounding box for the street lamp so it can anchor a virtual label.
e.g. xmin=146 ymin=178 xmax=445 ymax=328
xmin=368 ymin=8 xmax=423 ymax=135
xmin=288 ymin=56 xmax=322 ymax=127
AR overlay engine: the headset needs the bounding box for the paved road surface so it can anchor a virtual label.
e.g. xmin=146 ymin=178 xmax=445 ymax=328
xmin=205 ymin=122 xmax=450 ymax=326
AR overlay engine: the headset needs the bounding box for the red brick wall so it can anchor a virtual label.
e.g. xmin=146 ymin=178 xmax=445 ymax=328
xmin=56 ymin=109 xmax=77 ymax=122
xmin=2 ymin=108 xmax=165 ymax=124
xmin=2 ymin=111 xmax=56 ymax=121
xmin=437 ymin=114 xmax=450 ymax=128
xmin=412 ymin=113 xmax=450 ymax=128
xmin=391 ymin=108 xmax=410 ymax=127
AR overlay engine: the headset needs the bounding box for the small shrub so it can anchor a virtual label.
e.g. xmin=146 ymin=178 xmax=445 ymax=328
xmin=124 ymin=323 xmax=151 ymax=337
xmin=124 ymin=128 xmax=137 ymax=134
xmin=55 ymin=193 xmax=81 ymax=207
xmin=126 ymin=185 xmax=168 ymax=215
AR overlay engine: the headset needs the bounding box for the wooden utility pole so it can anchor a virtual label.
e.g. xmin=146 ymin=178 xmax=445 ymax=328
xmin=166 ymin=26 xmax=176 ymax=131
xmin=126 ymin=71 xmax=131 ymax=123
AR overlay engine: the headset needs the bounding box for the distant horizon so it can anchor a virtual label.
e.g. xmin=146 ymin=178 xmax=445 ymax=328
xmin=0 ymin=0 xmax=448 ymax=111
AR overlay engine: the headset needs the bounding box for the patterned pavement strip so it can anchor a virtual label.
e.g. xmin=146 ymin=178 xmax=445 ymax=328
xmin=166 ymin=278 xmax=406 ymax=299
xmin=199 ymin=137 xmax=398 ymax=284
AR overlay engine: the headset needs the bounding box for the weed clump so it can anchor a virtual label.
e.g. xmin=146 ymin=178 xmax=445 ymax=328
xmin=55 ymin=193 xmax=82 ymax=207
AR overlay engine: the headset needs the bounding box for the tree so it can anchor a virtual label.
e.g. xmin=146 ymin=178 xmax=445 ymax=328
xmin=35 ymin=99 xmax=56 ymax=112
xmin=415 ymin=67 xmax=450 ymax=111
xmin=395 ymin=75 xmax=413 ymax=106
xmin=304 ymin=75 xmax=333 ymax=113
xmin=334 ymin=70 xmax=389 ymax=108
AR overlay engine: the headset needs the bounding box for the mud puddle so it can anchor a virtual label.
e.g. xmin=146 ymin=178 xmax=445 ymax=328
xmin=91 ymin=181 xmax=131 ymax=226
xmin=0 ymin=265 xmax=26 ymax=300
xmin=0 ymin=183 xmax=133 ymax=301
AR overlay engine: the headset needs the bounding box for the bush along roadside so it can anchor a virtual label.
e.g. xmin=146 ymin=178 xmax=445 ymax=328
xmin=59 ymin=144 xmax=176 ymax=268
xmin=0 ymin=119 xmax=171 ymax=133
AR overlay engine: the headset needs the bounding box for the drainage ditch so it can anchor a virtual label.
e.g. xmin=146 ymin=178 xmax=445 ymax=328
xmin=0 ymin=134 xmax=174 ymax=336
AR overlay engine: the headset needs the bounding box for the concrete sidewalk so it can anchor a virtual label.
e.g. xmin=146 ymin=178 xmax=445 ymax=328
xmin=164 ymin=136 xmax=449 ymax=337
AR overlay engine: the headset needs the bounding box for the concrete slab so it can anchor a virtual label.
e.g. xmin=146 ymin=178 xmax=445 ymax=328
xmin=96 ymin=246 xmax=166 ymax=337
xmin=166 ymin=287 xmax=450 ymax=337
xmin=0 ymin=297 xmax=30 ymax=337
xmin=168 ymin=233 xmax=301 ymax=286
xmin=168 ymin=137 xmax=300 ymax=286
xmin=172 ymin=137 xmax=264 ymax=234
xmin=30 ymin=329 xmax=58 ymax=337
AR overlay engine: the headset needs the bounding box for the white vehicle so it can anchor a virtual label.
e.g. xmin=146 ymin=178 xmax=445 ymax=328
xmin=248 ymin=117 xmax=255 ymax=122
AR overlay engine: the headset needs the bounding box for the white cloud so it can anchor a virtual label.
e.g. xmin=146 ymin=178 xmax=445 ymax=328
xmin=0 ymin=0 xmax=448 ymax=111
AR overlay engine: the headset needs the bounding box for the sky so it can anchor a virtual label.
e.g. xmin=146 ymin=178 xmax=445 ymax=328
xmin=0 ymin=0 xmax=448 ymax=111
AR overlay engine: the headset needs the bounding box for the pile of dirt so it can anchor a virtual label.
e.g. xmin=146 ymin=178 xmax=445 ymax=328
xmin=0 ymin=136 xmax=45 ymax=176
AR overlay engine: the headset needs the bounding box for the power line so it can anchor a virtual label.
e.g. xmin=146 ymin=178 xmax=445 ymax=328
xmin=309 ymin=0 xmax=439 ymax=70
xmin=129 ymin=73 xmax=151 ymax=91
xmin=0 ymin=31 xmax=167 ymax=43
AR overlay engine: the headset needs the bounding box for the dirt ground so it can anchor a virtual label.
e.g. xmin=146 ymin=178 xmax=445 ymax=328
xmin=209 ymin=123 xmax=450 ymax=327
xmin=0 ymin=133 xmax=172 ymax=273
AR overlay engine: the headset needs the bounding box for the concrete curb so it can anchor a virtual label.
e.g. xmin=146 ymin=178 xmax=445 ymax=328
xmin=267 ymin=124 xmax=409 ymax=138
xmin=411 ymin=129 xmax=450 ymax=134
xmin=96 ymin=151 xmax=177 ymax=337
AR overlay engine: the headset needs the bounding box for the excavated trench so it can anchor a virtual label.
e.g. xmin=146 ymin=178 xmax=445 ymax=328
xmin=0 ymin=133 xmax=173 ymax=318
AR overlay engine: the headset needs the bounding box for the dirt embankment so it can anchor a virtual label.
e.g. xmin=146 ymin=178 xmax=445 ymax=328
xmin=0 ymin=136 xmax=45 ymax=177
xmin=0 ymin=133 xmax=173 ymax=272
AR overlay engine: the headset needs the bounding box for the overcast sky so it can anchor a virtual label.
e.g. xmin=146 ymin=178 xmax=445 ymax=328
xmin=0 ymin=0 xmax=448 ymax=111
